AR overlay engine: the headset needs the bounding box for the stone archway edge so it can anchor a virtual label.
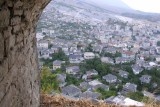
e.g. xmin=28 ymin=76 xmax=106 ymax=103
xmin=0 ymin=0 xmax=51 ymax=107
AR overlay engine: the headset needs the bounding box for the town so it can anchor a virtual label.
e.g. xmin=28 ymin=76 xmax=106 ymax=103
xmin=37 ymin=0 xmax=160 ymax=106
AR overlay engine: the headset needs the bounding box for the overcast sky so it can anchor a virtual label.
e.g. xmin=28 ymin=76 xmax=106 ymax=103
xmin=121 ymin=0 xmax=160 ymax=13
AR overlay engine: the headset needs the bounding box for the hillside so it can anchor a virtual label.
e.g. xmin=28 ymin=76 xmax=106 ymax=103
xmin=45 ymin=0 xmax=160 ymax=22
xmin=40 ymin=94 xmax=158 ymax=107
xmin=40 ymin=94 xmax=109 ymax=107
xmin=38 ymin=0 xmax=160 ymax=106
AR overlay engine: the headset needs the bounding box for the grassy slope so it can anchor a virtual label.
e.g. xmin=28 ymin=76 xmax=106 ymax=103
xmin=40 ymin=94 xmax=159 ymax=107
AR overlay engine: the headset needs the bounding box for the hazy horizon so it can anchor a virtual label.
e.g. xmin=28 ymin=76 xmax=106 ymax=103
xmin=84 ymin=0 xmax=160 ymax=13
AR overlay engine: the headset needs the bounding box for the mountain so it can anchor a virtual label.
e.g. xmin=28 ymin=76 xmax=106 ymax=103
xmin=81 ymin=0 xmax=133 ymax=13
xmin=82 ymin=0 xmax=130 ymax=8
xmin=78 ymin=0 xmax=160 ymax=22
xmin=45 ymin=0 xmax=160 ymax=22
xmin=122 ymin=12 xmax=160 ymax=22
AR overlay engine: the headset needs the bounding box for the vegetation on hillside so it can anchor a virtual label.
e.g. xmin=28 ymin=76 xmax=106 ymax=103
xmin=41 ymin=67 xmax=60 ymax=94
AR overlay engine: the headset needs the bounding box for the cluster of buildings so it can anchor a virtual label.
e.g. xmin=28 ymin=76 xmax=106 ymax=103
xmin=37 ymin=1 xmax=160 ymax=106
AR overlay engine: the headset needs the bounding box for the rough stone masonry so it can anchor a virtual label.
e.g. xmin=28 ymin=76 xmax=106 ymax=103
xmin=0 ymin=0 xmax=50 ymax=107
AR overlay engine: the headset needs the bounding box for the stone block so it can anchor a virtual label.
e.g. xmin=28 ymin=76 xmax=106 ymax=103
xmin=11 ymin=16 xmax=21 ymax=25
xmin=13 ymin=25 xmax=21 ymax=33
xmin=3 ymin=27 xmax=12 ymax=39
xmin=16 ymin=33 xmax=24 ymax=43
xmin=14 ymin=1 xmax=23 ymax=9
xmin=6 ymin=0 xmax=13 ymax=7
xmin=14 ymin=9 xmax=23 ymax=16
xmin=0 ymin=8 xmax=10 ymax=27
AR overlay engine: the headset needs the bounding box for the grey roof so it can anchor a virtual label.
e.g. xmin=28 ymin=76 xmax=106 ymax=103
xmin=103 ymin=74 xmax=117 ymax=82
xmin=105 ymin=96 xmax=115 ymax=104
xmin=73 ymin=51 xmax=83 ymax=56
xmin=80 ymin=82 xmax=91 ymax=89
xmin=118 ymin=70 xmax=129 ymax=78
xmin=116 ymin=57 xmax=133 ymax=63
xmin=123 ymin=83 xmax=137 ymax=92
xmin=136 ymin=60 xmax=145 ymax=66
xmin=62 ymin=85 xmax=81 ymax=97
xmin=93 ymin=45 xmax=103 ymax=52
xmin=41 ymin=49 xmax=51 ymax=54
xmin=69 ymin=54 xmax=82 ymax=59
xmin=53 ymin=60 xmax=62 ymax=66
xmin=101 ymin=57 xmax=114 ymax=64
xmin=51 ymin=45 xmax=60 ymax=49
xmin=93 ymin=84 xmax=109 ymax=90
xmin=156 ymin=95 xmax=160 ymax=101
xmin=105 ymin=95 xmax=126 ymax=104
xmin=86 ymin=69 xmax=98 ymax=75
xmin=62 ymin=45 xmax=69 ymax=48
xmin=132 ymin=64 xmax=143 ymax=74
xmin=57 ymin=74 xmax=66 ymax=82
xmin=38 ymin=39 xmax=48 ymax=43
xmin=103 ymin=47 xmax=117 ymax=53
xmin=66 ymin=66 xmax=80 ymax=72
xmin=80 ymin=91 xmax=101 ymax=99
xmin=139 ymin=75 xmax=151 ymax=83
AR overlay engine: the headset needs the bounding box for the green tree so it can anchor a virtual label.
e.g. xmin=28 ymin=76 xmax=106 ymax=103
xmin=80 ymin=58 xmax=111 ymax=77
xmin=102 ymin=52 xmax=121 ymax=58
xmin=127 ymin=92 xmax=144 ymax=102
xmin=41 ymin=58 xmax=53 ymax=68
xmin=48 ymin=44 xmax=53 ymax=49
xmin=115 ymin=52 xmax=122 ymax=57
xmin=157 ymin=41 xmax=160 ymax=46
xmin=66 ymin=74 xmax=84 ymax=86
xmin=41 ymin=67 xmax=59 ymax=94
xmin=85 ymin=43 xmax=93 ymax=52
xmin=52 ymin=49 xmax=68 ymax=61
xmin=96 ymin=88 xmax=117 ymax=99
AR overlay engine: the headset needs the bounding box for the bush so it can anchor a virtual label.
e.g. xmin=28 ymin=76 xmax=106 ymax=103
xmin=41 ymin=67 xmax=59 ymax=94
xmin=52 ymin=49 xmax=68 ymax=61
xmin=157 ymin=41 xmax=160 ymax=46
xmin=96 ymin=88 xmax=117 ymax=99
xmin=66 ymin=74 xmax=84 ymax=86
xmin=127 ymin=92 xmax=144 ymax=102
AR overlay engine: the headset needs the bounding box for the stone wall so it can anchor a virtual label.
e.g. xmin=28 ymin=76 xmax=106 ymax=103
xmin=0 ymin=0 xmax=50 ymax=107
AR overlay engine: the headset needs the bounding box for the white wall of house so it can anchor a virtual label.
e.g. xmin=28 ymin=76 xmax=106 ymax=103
xmin=84 ymin=52 xmax=95 ymax=59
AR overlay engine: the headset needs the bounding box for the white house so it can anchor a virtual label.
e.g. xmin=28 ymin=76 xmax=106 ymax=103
xmin=40 ymin=49 xmax=51 ymax=59
xmin=88 ymin=80 xmax=102 ymax=86
xmin=103 ymin=74 xmax=117 ymax=83
xmin=156 ymin=56 xmax=160 ymax=62
xmin=123 ymin=98 xmax=144 ymax=106
xmin=156 ymin=47 xmax=160 ymax=54
xmin=66 ymin=66 xmax=80 ymax=75
xmin=82 ymin=69 xmax=98 ymax=80
xmin=36 ymin=33 xmax=44 ymax=41
xmin=53 ymin=60 xmax=62 ymax=70
xmin=123 ymin=83 xmax=137 ymax=93
xmin=62 ymin=46 xmax=69 ymax=52
xmin=69 ymin=54 xmax=83 ymax=64
xmin=132 ymin=64 xmax=143 ymax=75
xmin=84 ymin=52 xmax=95 ymax=59
xmin=37 ymin=40 xmax=48 ymax=49
xmin=107 ymin=95 xmax=144 ymax=107
xmin=101 ymin=57 xmax=114 ymax=64
xmin=122 ymin=51 xmax=135 ymax=59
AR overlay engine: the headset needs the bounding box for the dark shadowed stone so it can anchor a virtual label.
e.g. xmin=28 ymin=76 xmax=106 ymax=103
xmin=0 ymin=33 xmax=4 ymax=62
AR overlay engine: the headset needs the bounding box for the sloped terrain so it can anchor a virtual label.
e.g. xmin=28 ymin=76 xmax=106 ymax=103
xmin=40 ymin=94 xmax=115 ymax=107
xmin=40 ymin=94 xmax=159 ymax=107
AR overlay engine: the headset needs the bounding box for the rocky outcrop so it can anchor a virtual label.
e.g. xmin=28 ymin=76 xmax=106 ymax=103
xmin=0 ymin=0 xmax=50 ymax=107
